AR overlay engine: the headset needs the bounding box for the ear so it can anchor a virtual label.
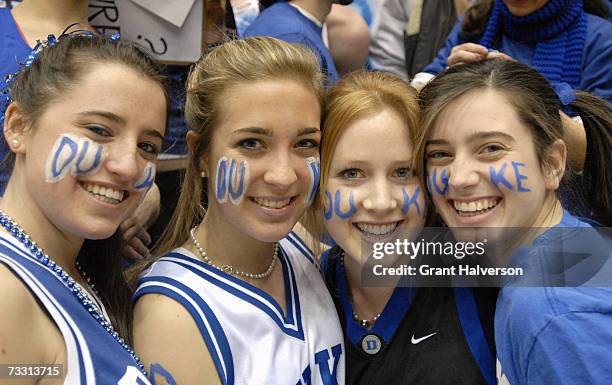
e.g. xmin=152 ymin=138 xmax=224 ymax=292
xmin=543 ymin=139 xmax=566 ymax=190
xmin=3 ymin=102 xmax=29 ymax=155
xmin=186 ymin=130 xmax=209 ymax=174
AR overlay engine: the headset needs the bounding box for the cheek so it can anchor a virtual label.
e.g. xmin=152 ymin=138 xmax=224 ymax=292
xmin=323 ymin=188 xmax=358 ymax=221
xmin=304 ymin=157 xmax=320 ymax=205
xmin=426 ymin=166 xmax=450 ymax=196
xmin=213 ymin=156 xmax=250 ymax=205
xmin=400 ymin=184 xmax=425 ymax=219
xmin=133 ymin=162 xmax=156 ymax=192
xmin=488 ymin=161 xmax=534 ymax=194
xmin=44 ymin=134 xmax=107 ymax=184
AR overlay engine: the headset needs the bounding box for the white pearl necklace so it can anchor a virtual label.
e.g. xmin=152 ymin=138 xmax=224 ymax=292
xmin=189 ymin=227 xmax=278 ymax=279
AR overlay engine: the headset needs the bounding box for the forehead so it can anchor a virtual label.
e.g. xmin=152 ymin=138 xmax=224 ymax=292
xmin=215 ymin=79 xmax=321 ymax=138
xmin=430 ymin=89 xmax=529 ymax=143
xmin=43 ymin=63 xmax=167 ymax=133
xmin=332 ymin=108 xmax=413 ymax=163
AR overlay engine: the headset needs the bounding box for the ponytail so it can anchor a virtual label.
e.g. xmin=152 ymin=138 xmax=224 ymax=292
xmin=565 ymin=92 xmax=612 ymax=225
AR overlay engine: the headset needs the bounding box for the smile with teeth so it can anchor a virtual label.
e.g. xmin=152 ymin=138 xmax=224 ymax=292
xmin=354 ymin=221 xmax=401 ymax=236
xmin=452 ymin=198 xmax=500 ymax=217
xmin=82 ymin=183 xmax=126 ymax=205
xmin=251 ymin=197 xmax=293 ymax=209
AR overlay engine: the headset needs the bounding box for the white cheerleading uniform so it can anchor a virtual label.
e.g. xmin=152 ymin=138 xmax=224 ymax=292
xmin=134 ymin=232 xmax=345 ymax=385
xmin=0 ymin=232 xmax=151 ymax=385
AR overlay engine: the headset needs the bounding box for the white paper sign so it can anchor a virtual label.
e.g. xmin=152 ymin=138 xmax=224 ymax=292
xmin=130 ymin=0 xmax=196 ymax=28
xmin=88 ymin=0 xmax=203 ymax=63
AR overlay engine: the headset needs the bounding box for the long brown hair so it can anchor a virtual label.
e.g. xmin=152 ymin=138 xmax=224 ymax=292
xmin=5 ymin=32 xmax=169 ymax=341
xmin=415 ymin=59 xmax=612 ymax=226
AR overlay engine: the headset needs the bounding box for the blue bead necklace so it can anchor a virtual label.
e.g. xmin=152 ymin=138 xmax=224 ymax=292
xmin=0 ymin=209 xmax=146 ymax=375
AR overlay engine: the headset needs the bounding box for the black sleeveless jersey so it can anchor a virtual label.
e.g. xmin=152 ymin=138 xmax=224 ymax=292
xmin=323 ymin=245 xmax=498 ymax=385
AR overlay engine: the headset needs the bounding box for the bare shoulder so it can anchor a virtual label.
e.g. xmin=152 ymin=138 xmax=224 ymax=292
xmin=133 ymin=293 xmax=222 ymax=385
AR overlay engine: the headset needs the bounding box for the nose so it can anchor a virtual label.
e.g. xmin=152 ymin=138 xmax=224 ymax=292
xmin=446 ymin=155 xmax=480 ymax=192
xmin=362 ymin=177 xmax=398 ymax=212
xmin=263 ymin=152 xmax=298 ymax=189
xmin=104 ymin=141 xmax=141 ymax=183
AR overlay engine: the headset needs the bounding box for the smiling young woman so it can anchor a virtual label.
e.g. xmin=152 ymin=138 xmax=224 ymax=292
xmin=0 ymin=33 xmax=168 ymax=384
xmin=129 ymin=37 xmax=345 ymax=385
xmin=416 ymin=58 xmax=612 ymax=385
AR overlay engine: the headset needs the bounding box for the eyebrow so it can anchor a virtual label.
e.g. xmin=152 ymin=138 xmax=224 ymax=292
xmin=233 ymin=126 xmax=320 ymax=136
xmin=76 ymin=111 xmax=164 ymax=141
xmin=143 ymin=129 xmax=165 ymax=142
xmin=426 ymin=130 xmax=516 ymax=146
xmin=75 ymin=110 xmax=125 ymax=124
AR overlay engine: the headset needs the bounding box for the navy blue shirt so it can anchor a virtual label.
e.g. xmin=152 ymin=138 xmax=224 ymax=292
xmin=423 ymin=14 xmax=612 ymax=103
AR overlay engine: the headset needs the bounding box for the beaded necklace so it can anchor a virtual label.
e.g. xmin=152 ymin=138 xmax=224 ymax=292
xmin=0 ymin=209 xmax=146 ymax=375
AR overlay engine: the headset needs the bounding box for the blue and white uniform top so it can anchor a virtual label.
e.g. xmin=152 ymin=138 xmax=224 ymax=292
xmin=134 ymin=232 xmax=345 ymax=385
xmin=0 ymin=232 xmax=151 ymax=385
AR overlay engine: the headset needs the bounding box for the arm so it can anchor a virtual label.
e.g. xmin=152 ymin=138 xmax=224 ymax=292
xmin=119 ymin=184 xmax=160 ymax=261
xmin=133 ymin=293 xmax=222 ymax=385
xmin=0 ymin=266 xmax=54 ymax=385
xmin=369 ymin=0 xmax=413 ymax=79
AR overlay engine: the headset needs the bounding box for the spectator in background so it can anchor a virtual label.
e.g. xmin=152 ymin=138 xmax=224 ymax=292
xmin=325 ymin=4 xmax=370 ymax=76
xmin=243 ymin=0 xmax=353 ymax=85
xmin=369 ymin=0 xmax=470 ymax=80
xmin=412 ymin=0 xmax=612 ymax=104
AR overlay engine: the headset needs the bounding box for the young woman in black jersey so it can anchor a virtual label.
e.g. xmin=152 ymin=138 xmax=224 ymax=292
xmin=309 ymin=70 xmax=498 ymax=385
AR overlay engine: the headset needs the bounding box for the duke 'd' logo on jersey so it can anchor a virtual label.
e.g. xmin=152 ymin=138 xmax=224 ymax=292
xmin=295 ymin=344 xmax=343 ymax=385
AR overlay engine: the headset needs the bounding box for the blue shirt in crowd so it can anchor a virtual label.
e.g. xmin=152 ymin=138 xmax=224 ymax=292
xmin=423 ymin=14 xmax=612 ymax=103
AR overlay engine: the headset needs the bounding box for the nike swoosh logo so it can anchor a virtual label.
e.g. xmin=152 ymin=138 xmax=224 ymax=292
xmin=411 ymin=332 xmax=437 ymax=344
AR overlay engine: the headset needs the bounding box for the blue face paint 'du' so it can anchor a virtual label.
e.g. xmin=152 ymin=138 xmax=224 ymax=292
xmin=134 ymin=162 xmax=156 ymax=192
xmin=215 ymin=157 xmax=229 ymax=203
xmin=489 ymin=161 xmax=531 ymax=192
xmin=427 ymin=167 xmax=449 ymax=195
xmin=228 ymin=159 xmax=249 ymax=204
xmin=46 ymin=134 xmax=106 ymax=183
xmin=305 ymin=157 xmax=320 ymax=205
xmin=401 ymin=186 xmax=421 ymax=215
xmin=324 ymin=189 xmax=358 ymax=221
xmin=214 ymin=156 xmax=250 ymax=205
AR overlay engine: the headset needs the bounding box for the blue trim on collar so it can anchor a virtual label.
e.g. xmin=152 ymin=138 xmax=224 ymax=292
xmin=335 ymin=254 xmax=416 ymax=345
xmin=157 ymin=247 xmax=304 ymax=340
xmin=453 ymin=288 xmax=496 ymax=385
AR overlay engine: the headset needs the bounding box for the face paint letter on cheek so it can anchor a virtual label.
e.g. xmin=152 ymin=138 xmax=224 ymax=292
xmin=401 ymin=186 xmax=421 ymax=215
xmin=489 ymin=163 xmax=513 ymax=191
xmin=428 ymin=168 xmax=449 ymax=195
xmin=511 ymin=161 xmax=531 ymax=192
xmin=324 ymin=190 xmax=333 ymax=221
xmin=334 ymin=190 xmax=357 ymax=219
xmin=46 ymin=134 xmax=79 ymax=183
xmin=215 ymin=157 xmax=229 ymax=203
xmin=134 ymin=162 xmax=156 ymax=191
xmin=228 ymin=159 xmax=249 ymax=205
xmin=305 ymin=157 xmax=320 ymax=205
xmin=74 ymin=138 xmax=105 ymax=176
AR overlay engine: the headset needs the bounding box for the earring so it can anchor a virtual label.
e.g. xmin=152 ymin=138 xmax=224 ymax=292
xmin=11 ymin=138 xmax=19 ymax=146
xmin=201 ymin=171 xmax=207 ymax=178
